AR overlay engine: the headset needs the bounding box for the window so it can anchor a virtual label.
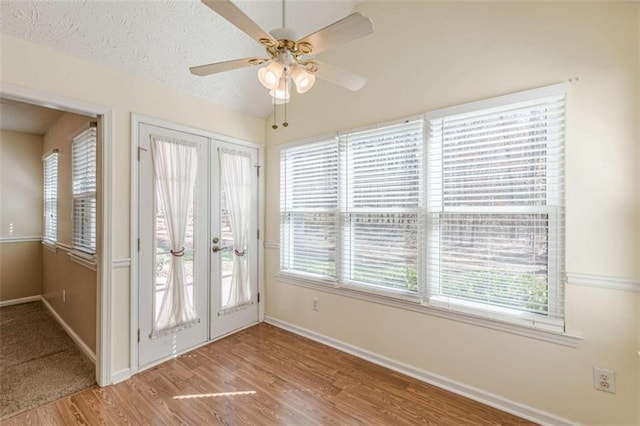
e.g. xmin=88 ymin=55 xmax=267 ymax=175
xmin=280 ymin=119 xmax=424 ymax=295
xmin=426 ymin=88 xmax=566 ymax=327
xmin=72 ymin=126 xmax=97 ymax=254
xmin=280 ymin=139 xmax=338 ymax=278
xmin=339 ymin=121 xmax=424 ymax=293
xmin=280 ymin=84 xmax=567 ymax=331
xmin=43 ymin=150 xmax=58 ymax=244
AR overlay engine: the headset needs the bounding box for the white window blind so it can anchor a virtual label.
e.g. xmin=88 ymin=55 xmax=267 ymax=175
xmin=72 ymin=126 xmax=97 ymax=254
xmin=339 ymin=120 xmax=423 ymax=292
xmin=427 ymin=91 xmax=566 ymax=325
xmin=281 ymin=139 xmax=338 ymax=278
xmin=43 ymin=151 xmax=58 ymax=244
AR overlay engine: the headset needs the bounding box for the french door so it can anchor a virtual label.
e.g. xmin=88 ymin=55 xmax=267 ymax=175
xmin=210 ymin=142 xmax=259 ymax=338
xmin=138 ymin=123 xmax=259 ymax=369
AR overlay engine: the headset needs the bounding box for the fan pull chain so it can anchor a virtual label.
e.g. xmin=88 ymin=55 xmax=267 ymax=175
xmin=283 ymin=68 xmax=289 ymax=128
xmin=272 ymin=92 xmax=278 ymax=130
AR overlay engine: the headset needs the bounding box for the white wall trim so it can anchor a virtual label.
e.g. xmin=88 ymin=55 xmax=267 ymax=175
xmin=0 ymin=236 xmax=41 ymax=244
xmin=41 ymin=296 xmax=97 ymax=364
xmin=265 ymin=316 xmax=574 ymax=426
xmin=567 ymin=272 xmax=640 ymax=293
xmin=0 ymin=295 xmax=41 ymax=307
xmin=113 ymin=258 xmax=131 ymax=269
xmin=1 ymin=82 xmax=113 ymax=387
xmin=130 ymin=114 xmax=140 ymax=376
xmin=111 ymin=368 xmax=131 ymax=384
xmin=257 ymin=144 xmax=266 ymax=323
xmin=264 ymin=241 xmax=280 ymax=250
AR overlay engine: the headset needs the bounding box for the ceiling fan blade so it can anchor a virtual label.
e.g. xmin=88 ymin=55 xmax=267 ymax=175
xmin=312 ymin=61 xmax=367 ymax=91
xmin=201 ymin=0 xmax=276 ymax=46
xmin=190 ymin=57 xmax=267 ymax=76
xmin=297 ymin=12 xmax=373 ymax=55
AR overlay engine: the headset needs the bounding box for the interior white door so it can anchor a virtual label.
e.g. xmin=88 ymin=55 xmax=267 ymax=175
xmin=138 ymin=123 xmax=209 ymax=368
xmin=210 ymin=141 xmax=259 ymax=338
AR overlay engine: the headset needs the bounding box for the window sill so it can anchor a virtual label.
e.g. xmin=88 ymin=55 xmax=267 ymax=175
xmin=275 ymin=272 xmax=582 ymax=348
xmin=42 ymin=241 xmax=57 ymax=253
xmin=69 ymin=249 xmax=97 ymax=271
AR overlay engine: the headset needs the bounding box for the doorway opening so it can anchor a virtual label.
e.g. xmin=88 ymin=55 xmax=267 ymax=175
xmin=0 ymin=83 xmax=114 ymax=392
xmin=0 ymin=98 xmax=106 ymax=418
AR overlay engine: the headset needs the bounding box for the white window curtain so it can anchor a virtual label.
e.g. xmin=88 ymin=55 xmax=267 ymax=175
xmin=151 ymin=135 xmax=198 ymax=337
xmin=219 ymin=148 xmax=252 ymax=311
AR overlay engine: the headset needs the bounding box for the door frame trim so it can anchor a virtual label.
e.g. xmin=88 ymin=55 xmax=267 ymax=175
xmin=130 ymin=113 xmax=265 ymax=377
xmin=0 ymin=82 xmax=114 ymax=386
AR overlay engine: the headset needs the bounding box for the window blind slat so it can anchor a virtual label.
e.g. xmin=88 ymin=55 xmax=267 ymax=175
xmin=43 ymin=152 xmax=58 ymax=243
xmin=281 ymin=139 xmax=338 ymax=278
xmin=340 ymin=119 xmax=423 ymax=292
xmin=428 ymin=93 xmax=565 ymax=320
xmin=72 ymin=127 xmax=97 ymax=253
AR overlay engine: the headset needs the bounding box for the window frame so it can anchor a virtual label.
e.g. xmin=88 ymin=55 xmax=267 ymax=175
xmin=425 ymin=86 xmax=567 ymax=329
xmin=278 ymin=83 xmax=575 ymax=343
xmin=42 ymin=149 xmax=59 ymax=246
xmin=71 ymin=125 xmax=98 ymax=255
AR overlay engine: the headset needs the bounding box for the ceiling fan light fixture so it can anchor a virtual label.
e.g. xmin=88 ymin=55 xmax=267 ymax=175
xmin=291 ymin=66 xmax=316 ymax=94
xmin=269 ymin=76 xmax=291 ymax=104
xmin=257 ymin=61 xmax=284 ymax=90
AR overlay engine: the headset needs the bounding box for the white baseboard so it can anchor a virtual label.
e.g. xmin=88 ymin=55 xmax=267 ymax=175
xmin=0 ymin=295 xmax=41 ymax=307
xmin=41 ymin=296 xmax=97 ymax=364
xmin=264 ymin=316 xmax=574 ymax=426
xmin=111 ymin=368 xmax=131 ymax=384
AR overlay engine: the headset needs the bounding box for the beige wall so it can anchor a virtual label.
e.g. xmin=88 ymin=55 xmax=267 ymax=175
xmin=637 ymin=9 xmax=640 ymax=422
xmin=42 ymin=248 xmax=97 ymax=353
xmin=0 ymin=129 xmax=43 ymax=301
xmin=40 ymin=112 xmax=97 ymax=352
xmin=264 ymin=3 xmax=639 ymax=425
xmin=0 ymin=242 xmax=42 ymax=301
xmin=0 ymin=130 xmax=42 ymax=238
xmin=0 ymin=33 xmax=265 ymax=374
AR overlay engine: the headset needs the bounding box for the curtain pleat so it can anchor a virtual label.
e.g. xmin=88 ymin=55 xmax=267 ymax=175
xmin=151 ymin=136 xmax=198 ymax=337
xmin=219 ymin=148 xmax=252 ymax=311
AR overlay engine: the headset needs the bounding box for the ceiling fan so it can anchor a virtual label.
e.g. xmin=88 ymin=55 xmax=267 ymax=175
xmin=190 ymin=0 xmax=374 ymax=127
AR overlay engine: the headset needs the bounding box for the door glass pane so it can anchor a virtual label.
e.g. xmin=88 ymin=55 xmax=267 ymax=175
xmin=220 ymin=185 xmax=235 ymax=306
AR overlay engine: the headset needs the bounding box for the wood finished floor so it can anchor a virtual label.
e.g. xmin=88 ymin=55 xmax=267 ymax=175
xmin=2 ymin=323 xmax=532 ymax=425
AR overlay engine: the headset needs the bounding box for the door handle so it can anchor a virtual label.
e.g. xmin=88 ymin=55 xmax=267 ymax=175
xmin=212 ymin=245 xmax=231 ymax=253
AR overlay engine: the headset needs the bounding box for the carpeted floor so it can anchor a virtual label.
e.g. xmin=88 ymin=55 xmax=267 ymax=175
xmin=0 ymin=301 xmax=95 ymax=420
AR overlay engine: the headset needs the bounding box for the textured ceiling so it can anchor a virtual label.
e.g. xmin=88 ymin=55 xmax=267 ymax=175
xmin=0 ymin=98 xmax=64 ymax=135
xmin=0 ymin=0 xmax=361 ymax=118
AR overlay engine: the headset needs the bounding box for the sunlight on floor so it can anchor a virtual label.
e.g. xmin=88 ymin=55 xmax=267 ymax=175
xmin=173 ymin=391 xmax=257 ymax=400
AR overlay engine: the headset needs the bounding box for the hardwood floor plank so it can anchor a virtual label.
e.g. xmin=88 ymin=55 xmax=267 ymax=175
xmin=1 ymin=323 xmax=533 ymax=425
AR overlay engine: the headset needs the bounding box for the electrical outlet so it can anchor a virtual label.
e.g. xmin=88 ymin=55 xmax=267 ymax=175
xmin=312 ymin=297 xmax=319 ymax=311
xmin=62 ymin=290 xmax=66 ymax=303
xmin=593 ymin=367 xmax=615 ymax=393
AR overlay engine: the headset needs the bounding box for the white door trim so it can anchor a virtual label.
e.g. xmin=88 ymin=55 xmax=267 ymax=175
xmin=130 ymin=113 xmax=264 ymax=377
xmin=0 ymin=82 xmax=114 ymax=387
